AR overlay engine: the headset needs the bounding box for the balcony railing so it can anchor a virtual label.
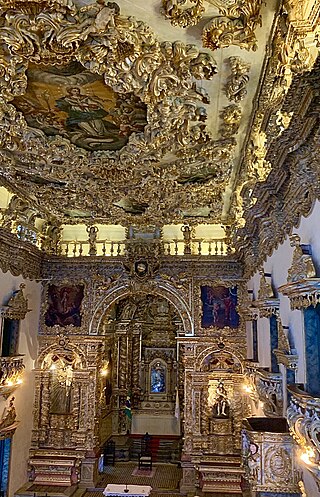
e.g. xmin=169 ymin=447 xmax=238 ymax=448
xmin=0 ymin=355 xmax=25 ymax=399
xmin=4 ymin=219 xmax=234 ymax=257
xmin=59 ymin=237 xmax=231 ymax=258
xmin=287 ymin=384 xmax=320 ymax=475
xmin=252 ymin=368 xmax=283 ymax=417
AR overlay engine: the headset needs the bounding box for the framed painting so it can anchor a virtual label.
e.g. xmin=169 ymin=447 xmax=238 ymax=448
xmin=201 ymin=285 xmax=239 ymax=329
xmin=45 ymin=284 xmax=84 ymax=327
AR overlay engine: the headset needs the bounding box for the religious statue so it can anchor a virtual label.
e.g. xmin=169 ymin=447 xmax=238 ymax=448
xmin=0 ymin=397 xmax=17 ymax=430
xmin=212 ymin=381 xmax=229 ymax=418
xmin=87 ymin=225 xmax=99 ymax=256
xmin=181 ymin=224 xmax=192 ymax=255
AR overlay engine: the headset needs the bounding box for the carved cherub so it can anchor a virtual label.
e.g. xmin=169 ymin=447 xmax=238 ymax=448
xmin=79 ymin=0 xmax=120 ymax=38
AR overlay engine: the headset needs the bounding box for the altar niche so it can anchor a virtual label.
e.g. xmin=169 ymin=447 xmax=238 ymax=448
xmin=100 ymin=294 xmax=182 ymax=436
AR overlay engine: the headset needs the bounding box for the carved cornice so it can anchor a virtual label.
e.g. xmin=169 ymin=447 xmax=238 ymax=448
xmin=279 ymin=278 xmax=320 ymax=310
xmin=234 ymin=55 xmax=320 ymax=275
xmin=253 ymin=298 xmax=280 ymax=319
xmin=0 ymin=228 xmax=42 ymax=280
xmin=232 ymin=0 xmax=320 ymax=235
xmin=274 ymin=349 xmax=298 ymax=370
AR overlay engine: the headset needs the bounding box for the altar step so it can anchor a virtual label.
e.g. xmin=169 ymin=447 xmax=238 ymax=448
xmin=198 ymin=455 xmax=244 ymax=494
xmin=28 ymin=449 xmax=79 ymax=486
xmin=129 ymin=435 xmax=181 ymax=463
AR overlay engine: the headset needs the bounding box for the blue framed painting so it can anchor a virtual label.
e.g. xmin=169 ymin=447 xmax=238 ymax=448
xmin=201 ymin=285 xmax=239 ymax=329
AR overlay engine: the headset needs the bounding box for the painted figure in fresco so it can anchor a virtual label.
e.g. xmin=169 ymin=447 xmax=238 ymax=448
xmin=212 ymin=381 xmax=229 ymax=418
xmin=56 ymin=87 xmax=119 ymax=139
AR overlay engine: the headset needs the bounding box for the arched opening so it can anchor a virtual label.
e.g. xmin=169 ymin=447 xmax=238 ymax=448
xmin=98 ymin=293 xmax=183 ymax=465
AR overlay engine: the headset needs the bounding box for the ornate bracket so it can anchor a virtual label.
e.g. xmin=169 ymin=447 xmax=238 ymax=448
xmin=0 ymin=283 xmax=30 ymax=320
xmin=279 ymin=278 xmax=320 ymax=311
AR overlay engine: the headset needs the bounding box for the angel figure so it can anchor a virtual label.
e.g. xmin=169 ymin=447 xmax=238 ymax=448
xmin=79 ymin=0 xmax=120 ymax=39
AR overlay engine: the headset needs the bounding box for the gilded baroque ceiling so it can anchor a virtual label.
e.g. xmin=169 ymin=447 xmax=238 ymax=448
xmin=0 ymin=0 xmax=318 ymax=229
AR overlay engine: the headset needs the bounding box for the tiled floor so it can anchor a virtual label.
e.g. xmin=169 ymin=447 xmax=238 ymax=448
xmin=96 ymin=462 xmax=182 ymax=491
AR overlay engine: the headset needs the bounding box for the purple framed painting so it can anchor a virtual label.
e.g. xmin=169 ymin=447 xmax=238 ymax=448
xmin=45 ymin=284 xmax=84 ymax=327
xmin=201 ymin=285 xmax=239 ymax=329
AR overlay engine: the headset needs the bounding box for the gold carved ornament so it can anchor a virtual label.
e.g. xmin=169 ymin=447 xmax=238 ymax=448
xmin=0 ymin=0 xmax=239 ymax=227
xmin=161 ymin=0 xmax=263 ymax=51
xmin=231 ymin=0 xmax=320 ymax=241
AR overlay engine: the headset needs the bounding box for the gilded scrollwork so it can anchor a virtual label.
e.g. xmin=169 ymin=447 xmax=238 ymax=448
xmin=161 ymin=0 xmax=205 ymax=28
xmin=202 ymin=0 xmax=263 ymax=52
xmin=161 ymin=0 xmax=263 ymax=51
xmin=287 ymin=234 xmax=316 ymax=283
xmin=0 ymin=0 xmax=246 ymax=228
xmin=225 ymin=56 xmax=250 ymax=102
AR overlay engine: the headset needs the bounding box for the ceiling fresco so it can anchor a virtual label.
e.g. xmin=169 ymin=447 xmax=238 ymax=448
xmin=0 ymin=0 xmax=318 ymax=231
xmin=13 ymin=62 xmax=147 ymax=151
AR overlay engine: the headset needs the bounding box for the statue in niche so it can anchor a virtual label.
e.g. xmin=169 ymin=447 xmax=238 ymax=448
xmin=151 ymin=362 xmax=166 ymax=393
xmin=212 ymin=381 xmax=229 ymax=418
xmin=47 ymin=354 xmax=75 ymax=414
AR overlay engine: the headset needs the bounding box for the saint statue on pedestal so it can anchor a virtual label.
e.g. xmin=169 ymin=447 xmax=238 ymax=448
xmin=212 ymin=381 xmax=229 ymax=418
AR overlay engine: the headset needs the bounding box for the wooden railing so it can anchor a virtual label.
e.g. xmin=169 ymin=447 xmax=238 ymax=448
xmin=0 ymin=355 xmax=24 ymax=387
